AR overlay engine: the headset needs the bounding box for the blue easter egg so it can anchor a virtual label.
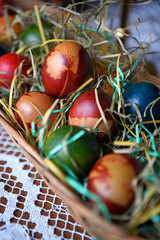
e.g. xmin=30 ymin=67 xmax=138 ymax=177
xmin=122 ymin=82 xmax=160 ymax=131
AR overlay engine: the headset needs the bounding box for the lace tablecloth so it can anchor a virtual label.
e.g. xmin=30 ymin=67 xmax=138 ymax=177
xmin=0 ymin=124 xmax=92 ymax=240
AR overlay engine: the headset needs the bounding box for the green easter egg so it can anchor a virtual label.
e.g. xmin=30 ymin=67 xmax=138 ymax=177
xmin=43 ymin=125 xmax=101 ymax=179
xmin=20 ymin=23 xmax=51 ymax=54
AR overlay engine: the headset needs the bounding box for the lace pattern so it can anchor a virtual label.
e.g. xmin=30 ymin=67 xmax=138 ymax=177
xmin=0 ymin=124 xmax=92 ymax=240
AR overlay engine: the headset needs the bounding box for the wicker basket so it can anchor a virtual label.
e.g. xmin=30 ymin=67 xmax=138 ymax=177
xmin=0 ymin=72 xmax=159 ymax=240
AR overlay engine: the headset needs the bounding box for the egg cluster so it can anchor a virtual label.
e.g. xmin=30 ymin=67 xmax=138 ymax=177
xmin=0 ymin=2 xmax=160 ymax=224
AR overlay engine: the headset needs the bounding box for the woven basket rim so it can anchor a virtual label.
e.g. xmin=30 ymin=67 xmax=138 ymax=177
xmin=0 ymin=108 xmax=150 ymax=240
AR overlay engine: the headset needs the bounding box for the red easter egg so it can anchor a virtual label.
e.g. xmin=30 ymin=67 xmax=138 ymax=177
xmin=0 ymin=53 xmax=32 ymax=88
xmin=87 ymin=153 xmax=143 ymax=215
xmin=0 ymin=0 xmax=14 ymax=16
xmin=0 ymin=0 xmax=9 ymax=16
xmin=100 ymin=70 xmax=116 ymax=96
xmin=41 ymin=40 xmax=93 ymax=98
xmin=68 ymin=89 xmax=117 ymax=140
xmin=96 ymin=63 xmax=116 ymax=96
xmin=14 ymin=91 xmax=59 ymax=132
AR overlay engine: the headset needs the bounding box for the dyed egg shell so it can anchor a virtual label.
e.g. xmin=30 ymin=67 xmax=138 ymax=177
xmin=43 ymin=125 xmax=101 ymax=179
xmin=0 ymin=53 xmax=32 ymax=88
xmin=97 ymin=65 xmax=116 ymax=96
xmin=101 ymin=71 xmax=117 ymax=96
xmin=41 ymin=40 xmax=93 ymax=98
xmin=14 ymin=91 xmax=59 ymax=131
xmin=0 ymin=15 xmax=22 ymax=45
xmin=0 ymin=0 xmax=10 ymax=16
xmin=87 ymin=153 xmax=143 ymax=215
xmin=20 ymin=23 xmax=51 ymax=55
xmin=68 ymin=89 xmax=117 ymax=140
xmin=123 ymin=82 xmax=160 ymax=131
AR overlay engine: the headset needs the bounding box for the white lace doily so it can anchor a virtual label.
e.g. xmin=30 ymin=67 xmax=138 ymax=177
xmin=0 ymin=124 xmax=92 ymax=240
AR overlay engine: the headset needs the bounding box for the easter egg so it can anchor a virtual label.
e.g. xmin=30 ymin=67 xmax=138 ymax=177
xmin=0 ymin=15 xmax=22 ymax=46
xmin=20 ymin=23 xmax=51 ymax=55
xmin=0 ymin=0 xmax=10 ymax=16
xmin=14 ymin=91 xmax=59 ymax=132
xmin=0 ymin=53 xmax=32 ymax=88
xmin=97 ymin=65 xmax=116 ymax=96
xmin=43 ymin=125 xmax=101 ymax=179
xmin=101 ymin=71 xmax=117 ymax=97
xmin=68 ymin=89 xmax=117 ymax=140
xmin=122 ymin=82 xmax=160 ymax=131
xmin=41 ymin=40 xmax=93 ymax=98
xmin=87 ymin=153 xmax=143 ymax=215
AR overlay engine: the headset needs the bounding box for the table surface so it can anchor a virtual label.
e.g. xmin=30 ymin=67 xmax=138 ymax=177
xmin=0 ymin=124 xmax=92 ymax=240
